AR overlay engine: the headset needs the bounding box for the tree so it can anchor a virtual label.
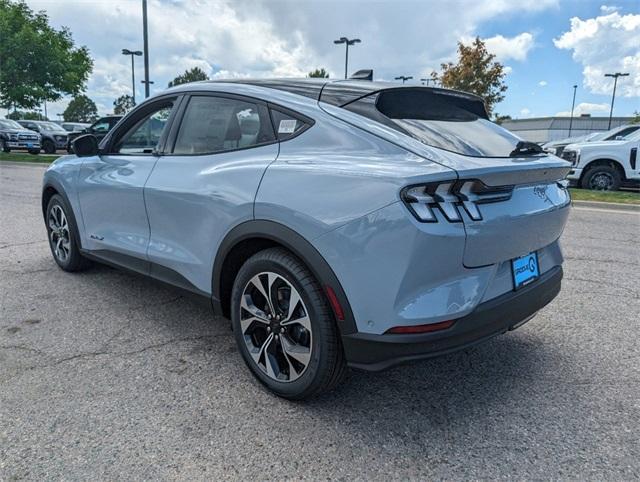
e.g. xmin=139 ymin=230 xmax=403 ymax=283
xmin=168 ymin=67 xmax=209 ymax=87
xmin=113 ymin=94 xmax=135 ymax=115
xmin=430 ymin=37 xmax=507 ymax=115
xmin=63 ymin=95 xmax=98 ymax=122
xmin=308 ymin=68 xmax=329 ymax=78
xmin=494 ymin=113 xmax=512 ymax=125
xmin=0 ymin=0 xmax=93 ymax=110
xmin=631 ymin=111 xmax=640 ymax=125
xmin=6 ymin=110 xmax=47 ymax=120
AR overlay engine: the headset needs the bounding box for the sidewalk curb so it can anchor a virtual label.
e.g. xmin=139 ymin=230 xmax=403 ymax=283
xmin=0 ymin=160 xmax=51 ymax=167
xmin=572 ymin=200 xmax=640 ymax=212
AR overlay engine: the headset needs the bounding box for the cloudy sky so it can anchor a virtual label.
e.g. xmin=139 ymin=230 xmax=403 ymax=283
xmin=9 ymin=0 xmax=640 ymax=120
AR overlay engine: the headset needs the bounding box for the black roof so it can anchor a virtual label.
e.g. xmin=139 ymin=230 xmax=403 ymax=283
xmin=210 ymin=78 xmax=486 ymax=111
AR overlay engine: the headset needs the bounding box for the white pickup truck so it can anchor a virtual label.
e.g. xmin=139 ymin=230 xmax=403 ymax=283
xmin=561 ymin=129 xmax=640 ymax=190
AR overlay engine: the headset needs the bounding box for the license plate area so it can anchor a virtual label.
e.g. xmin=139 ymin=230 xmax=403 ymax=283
xmin=511 ymin=252 xmax=539 ymax=290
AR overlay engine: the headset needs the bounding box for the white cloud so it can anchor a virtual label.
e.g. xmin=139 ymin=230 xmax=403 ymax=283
xmin=520 ymin=108 xmax=532 ymax=116
xmin=12 ymin=0 xmax=559 ymax=119
xmin=554 ymin=10 xmax=640 ymax=97
xmin=538 ymin=80 xmax=548 ymax=86
xmin=600 ymin=5 xmax=619 ymax=14
xmin=503 ymin=66 xmax=513 ymax=75
xmin=555 ymin=102 xmax=610 ymax=117
xmin=482 ymin=32 xmax=535 ymax=62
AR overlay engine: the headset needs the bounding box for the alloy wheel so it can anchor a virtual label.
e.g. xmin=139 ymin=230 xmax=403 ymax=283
xmin=589 ymin=171 xmax=614 ymax=190
xmin=48 ymin=204 xmax=71 ymax=262
xmin=240 ymin=272 xmax=312 ymax=382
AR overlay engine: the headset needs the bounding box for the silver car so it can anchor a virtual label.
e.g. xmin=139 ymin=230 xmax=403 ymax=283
xmin=42 ymin=79 xmax=571 ymax=399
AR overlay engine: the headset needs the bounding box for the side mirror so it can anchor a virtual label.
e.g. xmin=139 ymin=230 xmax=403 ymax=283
xmin=72 ymin=134 xmax=99 ymax=157
xmin=614 ymin=135 xmax=624 ymax=140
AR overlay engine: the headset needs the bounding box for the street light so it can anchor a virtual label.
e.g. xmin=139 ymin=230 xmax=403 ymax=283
xmin=395 ymin=75 xmax=413 ymax=84
xmin=568 ymin=84 xmax=577 ymax=137
xmin=122 ymin=49 xmax=143 ymax=104
xmin=604 ymin=72 xmax=629 ymax=130
xmin=420 ymin=78 xmax=436 ymax=86
xmin=142 ymin=0 xmax=151 ymax=98
xmin=333 ymin=37 xmax=361 ymax=79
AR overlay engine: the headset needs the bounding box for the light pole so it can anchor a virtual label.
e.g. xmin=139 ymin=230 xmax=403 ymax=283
xmin=142 ymin=0 xmax=151 ymax=98
xmin=420 ymin=78 xmax=436 ymax=86
xmin=568 ymin=84 xmax=577 ymax=137
xmin=395 ymin=75 xmax=413 ymax=84
xmin=122 ymin=49 xmax=143 ymax=104
xmin=604 ymin=72 xmax=629 ymax=130
xmin=333 ymin=37 xmax=361 ymax=79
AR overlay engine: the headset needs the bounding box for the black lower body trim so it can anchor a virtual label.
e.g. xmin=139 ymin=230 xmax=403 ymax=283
xmin=342 ymin=266 xmax=563 ymax=371
xmin=80 ymin=249 xmax=212 ymax=307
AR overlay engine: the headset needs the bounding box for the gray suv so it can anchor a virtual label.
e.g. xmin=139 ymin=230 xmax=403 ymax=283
xmin=18 ymin=120 xmax=68 ymax=154
xmin=42 ymin=79 xmax=571 ymax=399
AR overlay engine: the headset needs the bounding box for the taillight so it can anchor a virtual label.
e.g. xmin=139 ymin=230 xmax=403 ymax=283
xmin=401 ymin=180 xmax=513 ymax=223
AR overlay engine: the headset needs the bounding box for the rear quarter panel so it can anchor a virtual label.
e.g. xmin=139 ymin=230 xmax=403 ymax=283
xmin=255 ymin=108 xmax=455 ymax=241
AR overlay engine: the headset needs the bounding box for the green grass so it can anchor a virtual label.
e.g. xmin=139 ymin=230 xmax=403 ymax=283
xmin=0 ymin=151 xmax=59 ymax=164
xmin=570 ymin=188 xmax=640 ymax=205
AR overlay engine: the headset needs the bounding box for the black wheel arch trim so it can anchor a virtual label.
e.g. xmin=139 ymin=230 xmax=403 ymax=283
xmin=212 ymin=220 xmax=358 ymax=335
xmin=42 ymin=180 xmax=84 ymax=251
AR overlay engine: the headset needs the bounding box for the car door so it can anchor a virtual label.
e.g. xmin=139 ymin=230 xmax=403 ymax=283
xmin=77 ymin=96 xmax=181 ymax=270
xmin=143 ymin=93 xmax=279 ymax=294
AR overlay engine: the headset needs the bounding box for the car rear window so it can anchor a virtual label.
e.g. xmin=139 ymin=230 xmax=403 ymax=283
xmin=345 ymin=89 xmax=524 ymax=158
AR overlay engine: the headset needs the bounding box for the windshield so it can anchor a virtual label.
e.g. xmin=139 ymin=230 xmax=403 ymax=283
xmin=0 ymin=119 xmax=23 ymax=130
xmin=39 ymin=122 xmax=64 ymax=131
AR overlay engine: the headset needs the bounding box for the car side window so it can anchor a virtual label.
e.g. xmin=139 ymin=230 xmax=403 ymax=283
xmin=270 ymin=109 xmax=310 ymax=140
xmin=114 ymin=103 xmax=174 ymax=155
xmin=91 ymin=121 xmax=110 ymax=133
xmin=172 ymin=96 xmax=275 ymax=155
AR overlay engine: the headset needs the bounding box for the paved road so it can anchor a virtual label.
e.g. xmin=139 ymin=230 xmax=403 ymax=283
xmin=1 ymin=162 xmax=639 ymax=480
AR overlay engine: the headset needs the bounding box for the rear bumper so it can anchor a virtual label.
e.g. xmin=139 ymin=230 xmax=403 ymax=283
xmin=342 ymin=265 xmax=563 ymax=371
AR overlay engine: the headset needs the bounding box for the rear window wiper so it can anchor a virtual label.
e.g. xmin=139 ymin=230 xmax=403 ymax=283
xmin=509 ymin=141 xmax=544 ymax=157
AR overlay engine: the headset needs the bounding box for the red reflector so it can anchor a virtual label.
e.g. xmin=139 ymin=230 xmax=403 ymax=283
xmin=386 ymin=319 xmax=455 ymax=334
xmin=324 ymin=285 xmax=345 ymax=321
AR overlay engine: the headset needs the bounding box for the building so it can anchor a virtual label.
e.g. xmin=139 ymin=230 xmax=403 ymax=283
xmin=501 ymin=115 xmax=635 ymax=144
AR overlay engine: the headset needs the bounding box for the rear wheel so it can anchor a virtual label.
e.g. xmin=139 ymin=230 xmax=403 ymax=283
xmin=231 ymin=248 xmax=346 ymax=400
xmin=46 ymin=194 xmax=91 ymax=272
xmin=581 ymin=164 xmax=621 ymax=191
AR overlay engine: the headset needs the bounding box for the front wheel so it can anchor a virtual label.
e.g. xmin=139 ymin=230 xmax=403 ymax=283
xmin=42 ymin=139 xmax=56 ymax=154
xmin=581 ymin=164 xmax=621 ymax=191
xmin=2 ymin=140 xmax=10 ymax=153
xmin=230 ymin=248 xmax=346 ymax=400
xmin=46 ymin=194 xmax=91 ymax=271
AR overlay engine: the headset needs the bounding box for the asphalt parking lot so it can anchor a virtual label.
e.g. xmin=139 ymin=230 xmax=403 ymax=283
xmin=1 ymin=162 xmax=638 ymax=480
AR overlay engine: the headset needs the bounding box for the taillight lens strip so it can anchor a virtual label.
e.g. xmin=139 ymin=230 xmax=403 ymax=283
xmin=401 ymin=179 xmax=514 ymax=223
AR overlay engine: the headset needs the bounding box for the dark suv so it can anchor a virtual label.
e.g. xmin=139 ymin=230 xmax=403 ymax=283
xmin=18 ymin=120 xmax=68 ymax=154
xmin=0 ymin=119 xmax=41 ymax=154
xmin=67 ymin=115 xmax=122 ymax=152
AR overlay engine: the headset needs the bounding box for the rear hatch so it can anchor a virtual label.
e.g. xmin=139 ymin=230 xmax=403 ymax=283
xmin=324 ymin=86 xmax=571 ymax=267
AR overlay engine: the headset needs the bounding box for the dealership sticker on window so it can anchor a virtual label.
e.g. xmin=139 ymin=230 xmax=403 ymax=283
xmin=278 ymin=119 xmax=297 ymax=134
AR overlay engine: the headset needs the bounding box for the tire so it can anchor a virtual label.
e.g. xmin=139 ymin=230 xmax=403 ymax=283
xmin=28 ymin=149 xmax=40 ymax=155
xmin=231 ymin=247 xmax=347 ymax=400
xmin=581 ymin=164 xmax=621 ymax=191
xmin=42 ymin=139 xmax=56 ymax=154
xmin=1 ymin=140 xmax=9 ymax=153
xmin=45 ymin=194 xmax=91 ymax=272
